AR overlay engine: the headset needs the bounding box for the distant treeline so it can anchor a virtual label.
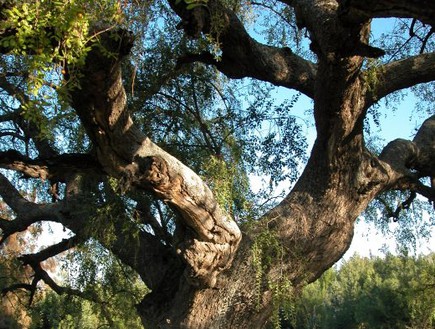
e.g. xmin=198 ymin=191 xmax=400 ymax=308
xmin=281 ymin=253 xmax=435 ymax=329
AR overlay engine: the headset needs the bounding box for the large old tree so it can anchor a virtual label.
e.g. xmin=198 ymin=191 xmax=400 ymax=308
xmin=0 ymin=0 xmax=434 ymax=328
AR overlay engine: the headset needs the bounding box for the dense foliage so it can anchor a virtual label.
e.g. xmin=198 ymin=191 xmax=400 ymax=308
xmin=289 ymin=253 xmax=435 ymax=329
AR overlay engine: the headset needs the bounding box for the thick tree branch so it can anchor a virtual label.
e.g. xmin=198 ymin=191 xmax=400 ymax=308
xmin=412 ymin=115 xmax=435 ymax=176
xmin=0 ymin=111 xmax=18 ymax=122
xmin=378 ymin=114 xmax=435 ymax=202
xmin=170 ymin=0 xmax=316 ymax=97
xmin=380 ymin=115 xmax=435 ymax=177
xmin=0 ymin=150 xmax=103 ymax=181
xmin=339 ymin=0 xmax=435 ymax=27
xmin=0 ymin=172 xmax=64 ymax=244
xmin=0 ymin=172 xmax=34 ymax=213
xmin=367 ymin=53 xmax=435 ymax=106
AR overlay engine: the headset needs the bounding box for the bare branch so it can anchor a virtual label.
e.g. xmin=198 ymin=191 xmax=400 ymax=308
xmin=339 ymin=0 xmax=435 ymax=27
xmin=0 ymin=131 xmax=25 ymax=141
xmin=251 ymin=1 xmax=297 ymax=30
xmin=22 ymin=236 xmax=80 ymax=264
xmin=5 ymin=241 xmax=101 ymax=307
xmin=134 ymin=203 xmax=173 ymax=245
xmin=378 ymin=115 xmax=435 ymax=202
xmin=397 ymin=179 xmax=435 ymax=204
xmin=0 ymin=150 xmax=104 ymax=181
xmin=18 ymin=239 xmax=80 ymax=294
xmin=0 ymin=172 xmax=33 ymax=213
xmin=419 ymin=27 xmax=434 ymax=53
xmin=2 ymin=237 xmax=80 ymax=306
xmin=1 ymin=283 xmax=33 ymax=296
xmin=0 ymin=172 xmax=64 ymax=244
xmin=379 ymin=191 xmax=417 ymax=221
xmin=366 ymin=53 xmax=435 ymax=107
xmin=169 ymin=0 xmax=316 ymax=97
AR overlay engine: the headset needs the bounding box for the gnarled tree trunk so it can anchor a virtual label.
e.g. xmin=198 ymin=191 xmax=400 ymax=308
xmin=0 ymin=0 xmax=434 ymax=328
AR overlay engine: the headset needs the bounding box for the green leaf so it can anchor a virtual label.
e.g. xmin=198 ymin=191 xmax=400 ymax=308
xmin=186 ymin=3 xmax=202 ymax=10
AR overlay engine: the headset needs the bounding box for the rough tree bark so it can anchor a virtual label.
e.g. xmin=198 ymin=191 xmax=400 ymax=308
xmin=0 ymin=0 xmax=434 ymax=328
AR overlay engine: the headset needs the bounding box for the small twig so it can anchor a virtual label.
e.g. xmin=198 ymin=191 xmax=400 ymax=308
xmin=378 ymin=191 xmax=417 ymax=222
xmin=391 ymin=191 xmax=416 ymax=221
xmin=420 ymin=27 xmax=434 ymax=54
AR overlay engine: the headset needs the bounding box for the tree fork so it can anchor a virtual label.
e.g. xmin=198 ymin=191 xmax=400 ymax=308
xmin=121 ymin=154 xmax=242 ymax=287
xmin=67 ymin=28 xmax=242 ymax=288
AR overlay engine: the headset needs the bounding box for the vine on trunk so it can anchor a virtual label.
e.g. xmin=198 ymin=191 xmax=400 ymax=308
xmin=251 ymin=229 xmax=296 ymax=329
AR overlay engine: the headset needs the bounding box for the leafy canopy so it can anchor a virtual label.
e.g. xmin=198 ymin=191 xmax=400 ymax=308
xmin=0 ymin=0 xmax=433 ymax=326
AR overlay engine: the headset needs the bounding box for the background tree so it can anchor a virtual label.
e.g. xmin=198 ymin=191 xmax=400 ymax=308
xmin=291 ymin=253 xmax=435 ymax=329
xmin=0 ymin=0 xmax=434 ymax=328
